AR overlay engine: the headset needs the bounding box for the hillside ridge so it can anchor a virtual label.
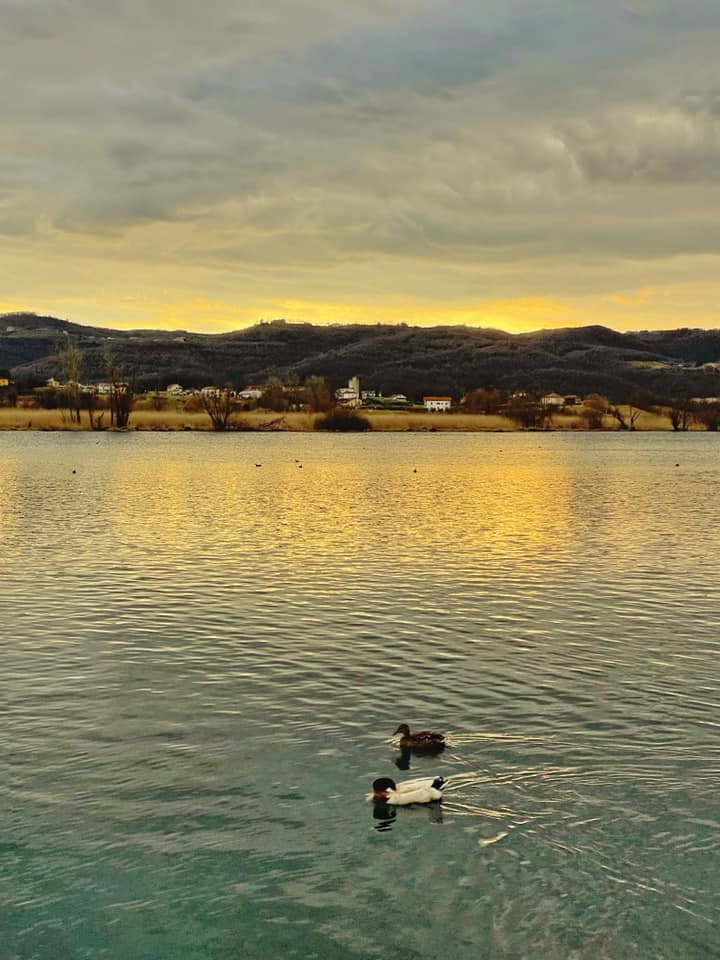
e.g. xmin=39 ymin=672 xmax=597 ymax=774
xmin=2 ymin=312 xmax=720 ymax=402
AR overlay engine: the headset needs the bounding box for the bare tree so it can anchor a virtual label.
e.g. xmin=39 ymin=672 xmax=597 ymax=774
xmin=668 ymin=397 xmax=692 ymax=432
xmin=86 ymin=387 xmax=106 ymax=431
xmin=260 ymin=377 xmax=288 ymax=412
xmin=285 ymin=373 xmax=304 ymax=410
xmin=106 ymin=354 xmax=134 ymax=428
xmin=463 ymin=388 xmax=503 ymax=414
xmin=628 ymin=403 xmax=641 ymax=430
xmin=303 ymin=375 xmax=333 ymax=413
xmin=608 ymin=403 xmax=641 ymax=430
xmin=692 ymin=401 xmax=720 ymax=431
xmin=201 ymin=389 xmax=236 ymax=430
xmin=503 ymin=395 xmax=549 ymax=428
xmin=582 ymin=394 xmax=608 ymax=430
xmin=59 ymin=343 xmax=82 ymax=424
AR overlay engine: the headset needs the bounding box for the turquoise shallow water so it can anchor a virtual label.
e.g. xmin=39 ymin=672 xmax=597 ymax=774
xmin=2 ymin=431 xmax=719 ymax=959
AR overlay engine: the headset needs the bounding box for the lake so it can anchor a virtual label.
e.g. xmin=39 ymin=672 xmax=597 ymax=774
xmin=2 ymin=431 xmax=719 ymax=959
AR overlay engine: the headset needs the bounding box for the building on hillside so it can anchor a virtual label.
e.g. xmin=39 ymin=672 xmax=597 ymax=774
xmin=540 ymin=393 xmax=566 ymax=408
xmin=166 ymin=383 xmax=184 ymax=395
xmin=386 ymin=394 xmax=409 ymax=404
xmin=361 ymin=389 xmax=378 ymax=400
xmin=423 ymin=396 xmax=452 ymax=412
xmin=336 ymin=376 xmax=361 ymax=407
xmin=563 ymin=394 xmax=582 ymax=405
xmin=237 ymin=386 xmax=263 ymax=400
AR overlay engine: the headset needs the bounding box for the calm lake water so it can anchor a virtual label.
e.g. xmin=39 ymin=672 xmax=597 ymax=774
xmin=2 ymin=432 xmax=719 ymax=959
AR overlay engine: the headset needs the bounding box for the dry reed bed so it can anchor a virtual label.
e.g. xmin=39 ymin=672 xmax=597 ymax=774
xmin=0 ymin=406 xmax=687 ymax=431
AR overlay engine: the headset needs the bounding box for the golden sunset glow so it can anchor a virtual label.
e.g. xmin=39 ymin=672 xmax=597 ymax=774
xmin=4 ymin=279 xmax=719 ymax=336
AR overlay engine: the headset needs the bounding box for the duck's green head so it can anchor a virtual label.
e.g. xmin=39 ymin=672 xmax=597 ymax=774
xmin=372 ymin=777 xmax=397 ymax=800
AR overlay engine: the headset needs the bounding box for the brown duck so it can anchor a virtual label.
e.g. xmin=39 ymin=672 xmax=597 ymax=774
xmin=393 ymin=724 xmax=446 ymax=752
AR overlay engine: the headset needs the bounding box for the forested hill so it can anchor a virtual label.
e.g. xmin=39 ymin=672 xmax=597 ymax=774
xmin=2 ymin=312 xmax=720 ymax=403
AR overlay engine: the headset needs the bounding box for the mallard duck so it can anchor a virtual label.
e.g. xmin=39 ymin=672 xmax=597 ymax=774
xmin=393 ymin=724 xmax=446 ymax=751
xmin=369 ymin=776 xmax=446 ymax=805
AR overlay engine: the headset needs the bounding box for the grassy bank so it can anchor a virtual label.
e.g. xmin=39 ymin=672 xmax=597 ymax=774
xmin=0 ymin=406 xmax=687 ymax=431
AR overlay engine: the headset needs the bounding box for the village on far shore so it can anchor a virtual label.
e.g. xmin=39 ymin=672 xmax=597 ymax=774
xmin=2 ymin=371 xmax=588 ymax=410
xmin=1 ymin=370 xmax=719 ymax=431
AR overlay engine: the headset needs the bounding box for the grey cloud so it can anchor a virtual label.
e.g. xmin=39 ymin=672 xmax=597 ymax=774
xmin=1 ymin=0 xmax=719 ymax=273
xmin=557 ymin=101 xmax=720 ymax=184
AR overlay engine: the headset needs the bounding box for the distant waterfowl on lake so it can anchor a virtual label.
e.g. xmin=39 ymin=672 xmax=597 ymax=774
xmin=369 ymin=776 xmax=446 ymax=805
xmin=393 ymin=724 xmax=446 ymax=751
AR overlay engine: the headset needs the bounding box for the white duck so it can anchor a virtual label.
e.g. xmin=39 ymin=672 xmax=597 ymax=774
xmin=369 ymin=776 xmax=446 ymax=805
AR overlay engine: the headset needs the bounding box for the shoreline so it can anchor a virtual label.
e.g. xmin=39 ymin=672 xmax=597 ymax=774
xmin=0 ymin=407 xmax=697 ymax=432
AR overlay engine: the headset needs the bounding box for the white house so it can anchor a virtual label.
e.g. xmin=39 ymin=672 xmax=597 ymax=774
xmin=336 ymin=376 xmax=361 ymax=407
xmin=540 ymin=393 xmax=566 ymax=408
xmin=166 ymin=383 xmax=184 ymax=395
xmin=423 ymin=396 xmax=452 ymax=412
xmin=237 ymin=386 xmax=263 ymax=400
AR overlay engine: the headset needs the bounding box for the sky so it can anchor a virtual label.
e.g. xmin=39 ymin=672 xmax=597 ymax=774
xmin=1 ymin=0 xmax=719 ymax=333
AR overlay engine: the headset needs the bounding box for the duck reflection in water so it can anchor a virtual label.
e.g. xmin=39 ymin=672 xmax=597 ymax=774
xmin=392 ymin=725 xmax=446 ymax=771
xmin=394 ymin=740 xmax=445 ymax=771
xmin=372 ymin=800 xmax=443 ymax=829
xmin=372 ymin=801 xmax=397 ymax=831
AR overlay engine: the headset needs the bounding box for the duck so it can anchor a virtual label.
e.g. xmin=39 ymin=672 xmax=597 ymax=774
xmin=393 ymin=724 xmax=446 ymax=751
xmin=369 ymin=776 xmax=446 ymax=805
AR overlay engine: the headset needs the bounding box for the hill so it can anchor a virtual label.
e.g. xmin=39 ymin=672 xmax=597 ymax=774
xmin=2 ymin=312 xmax=720 ymax=403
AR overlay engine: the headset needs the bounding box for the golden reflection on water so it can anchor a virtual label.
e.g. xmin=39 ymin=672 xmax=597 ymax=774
xmin=105 ymin=441 xmax=576 ymax=572
xmin=0 ymin=459 xmax=18 ymax=545
xmin=107 ymin=453 xmax=247 ymax=552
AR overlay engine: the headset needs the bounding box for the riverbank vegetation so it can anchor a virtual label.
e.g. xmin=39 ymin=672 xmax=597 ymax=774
xmin=2 ymin=359 xmax=718 ymax=432
xmin=0 ymin=404 xmax=702 ymax=432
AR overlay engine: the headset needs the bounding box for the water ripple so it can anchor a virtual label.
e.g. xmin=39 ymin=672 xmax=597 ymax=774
xmin=2 ymin=432 xmax=720 ymax=958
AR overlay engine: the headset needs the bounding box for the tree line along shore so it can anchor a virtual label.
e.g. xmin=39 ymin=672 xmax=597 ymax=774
xmin=1 ymin=358 xmax=718 ymax=432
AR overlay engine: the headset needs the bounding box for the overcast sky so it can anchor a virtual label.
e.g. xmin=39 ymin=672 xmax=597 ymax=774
xmin=1 ymin=0 xmax=718 ymax=332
